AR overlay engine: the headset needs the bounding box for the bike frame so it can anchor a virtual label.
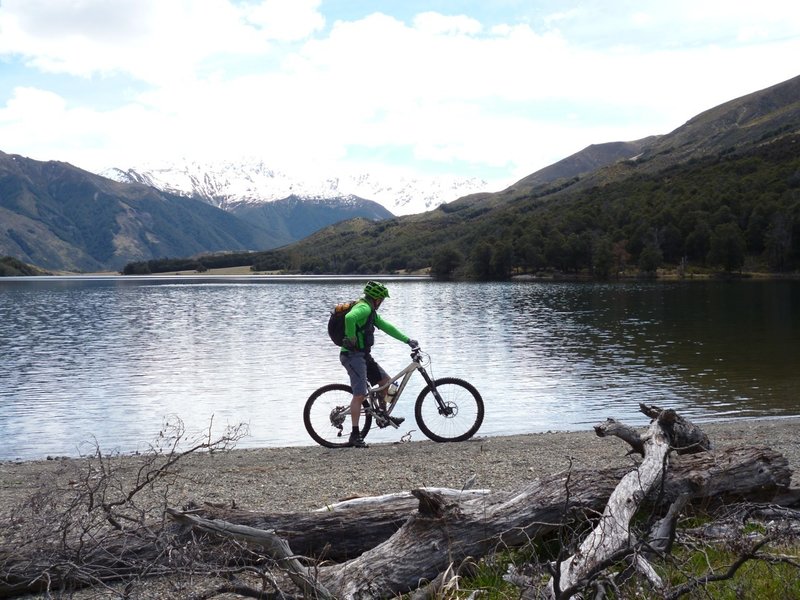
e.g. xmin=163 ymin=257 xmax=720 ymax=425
xmin=365 ymin=348 xmax=443 ymax=416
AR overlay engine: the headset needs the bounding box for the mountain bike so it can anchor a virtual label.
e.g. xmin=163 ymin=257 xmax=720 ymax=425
xmin=303 ymin=346 xmax=484 ymax=448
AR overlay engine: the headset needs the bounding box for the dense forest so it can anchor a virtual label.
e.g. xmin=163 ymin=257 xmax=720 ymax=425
xmin=120 ymin=251 xmax=260 ymax=275
xmin=244 ymin=134 xmax=800 ymax=279
xmin=124 ymin=133 xmax=800 ymax=280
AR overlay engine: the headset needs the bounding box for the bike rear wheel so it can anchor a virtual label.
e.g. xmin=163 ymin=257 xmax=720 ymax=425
xmin=303 ymin=383 xmax=373 ymax=448
xmin=414 ymin=377 xmax=484 ymax=443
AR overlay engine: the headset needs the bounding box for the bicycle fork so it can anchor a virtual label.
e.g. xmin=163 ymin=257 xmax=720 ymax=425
xmin=418 ymin=368 xmax=455 ymax=417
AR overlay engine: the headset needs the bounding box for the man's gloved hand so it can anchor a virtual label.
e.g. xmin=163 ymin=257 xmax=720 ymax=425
xmin=407 ymin=339 xmax=419 ymax=348
xmin=343 ymin=337 xmax=358 ymax=351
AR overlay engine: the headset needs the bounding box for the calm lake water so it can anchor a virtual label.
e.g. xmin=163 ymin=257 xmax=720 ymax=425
xmin=1 ymin=276 xmax=798 ymax=461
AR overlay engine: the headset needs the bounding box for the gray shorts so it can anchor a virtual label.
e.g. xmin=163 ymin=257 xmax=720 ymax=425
xmin=340 ymin=351 xmax=388 ymax=396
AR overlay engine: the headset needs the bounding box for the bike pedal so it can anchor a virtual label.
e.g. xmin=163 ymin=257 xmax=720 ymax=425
xmin=388 ymin=415 xmax=405 ymax=428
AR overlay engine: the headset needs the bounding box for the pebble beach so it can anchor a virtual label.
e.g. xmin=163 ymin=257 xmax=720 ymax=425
xmin=2 ymin=417 xmax=798 ymax=515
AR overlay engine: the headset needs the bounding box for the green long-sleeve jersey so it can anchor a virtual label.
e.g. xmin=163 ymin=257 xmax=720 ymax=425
xmin=342 ymin=299 xmax=409 ymax=352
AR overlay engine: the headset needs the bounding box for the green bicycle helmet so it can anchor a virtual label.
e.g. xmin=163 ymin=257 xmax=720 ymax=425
xmin=364 ymin=280 xmax=390 ymax=300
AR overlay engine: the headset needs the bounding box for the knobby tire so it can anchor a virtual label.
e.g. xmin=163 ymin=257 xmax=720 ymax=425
xmin=414 ymin=377 xmax=484 ymax=443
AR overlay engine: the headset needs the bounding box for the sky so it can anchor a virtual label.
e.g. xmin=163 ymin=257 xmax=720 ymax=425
xmin=1 ymin=0 xmax=799 ymax=188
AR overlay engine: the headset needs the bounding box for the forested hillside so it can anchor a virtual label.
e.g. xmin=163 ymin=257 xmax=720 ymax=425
xmin=244 ymin=133 xmax=799 ymax=279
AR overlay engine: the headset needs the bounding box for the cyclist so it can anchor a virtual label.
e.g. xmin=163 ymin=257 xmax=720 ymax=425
xmin=340 ymin=280 xmax=418 ymax=448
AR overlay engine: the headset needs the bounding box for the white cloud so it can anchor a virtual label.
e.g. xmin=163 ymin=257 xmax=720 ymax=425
xmin=0 ymin=87 xmax=68 ymax=140
xmin=413 ymin=11 xmax=482 ymax=36
xmin=0 ymin=0 xmax=799 ymax=185
xmin=0 ymin=0 xmax=322 ymax=83
xmin=545 ymin=0 xmax=800 ymax=50
xmin=243 ymin=0 xmax=325 ymax=42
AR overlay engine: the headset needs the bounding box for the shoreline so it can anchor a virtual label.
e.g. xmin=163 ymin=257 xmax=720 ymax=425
xmin=2 ymin=417 xmax=798 ymax=515
xmin=3 ymin=263 xmax=800 ymax=280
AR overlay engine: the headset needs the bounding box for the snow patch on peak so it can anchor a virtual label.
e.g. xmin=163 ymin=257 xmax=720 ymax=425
xmin=100 ymin=159 xmax=497 ymax=215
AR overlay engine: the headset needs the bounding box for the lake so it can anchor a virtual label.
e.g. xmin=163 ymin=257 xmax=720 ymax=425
xmin=1 ymin=276 xmax=798 ymax=461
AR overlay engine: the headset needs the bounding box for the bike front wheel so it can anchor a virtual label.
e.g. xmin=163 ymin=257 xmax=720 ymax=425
xmin=303 ymin=384 xmax=373 ymax=448
xmin=414 ymin=377 xmax=484 ymax=443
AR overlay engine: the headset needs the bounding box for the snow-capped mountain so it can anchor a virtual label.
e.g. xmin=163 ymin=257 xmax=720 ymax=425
xmin=100 ymin=158 xmax=494 ymax=216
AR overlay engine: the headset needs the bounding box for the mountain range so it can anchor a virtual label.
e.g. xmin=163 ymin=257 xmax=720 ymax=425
xmin=0 ymin=153 xmax=392 ymax=272
xmin=101 ymin=160 xmax=493 ymax=216
xmin=0 ymin=133 xmax=654 ymax=274
xmin=1 ymin=73 xmax=798 ymax=274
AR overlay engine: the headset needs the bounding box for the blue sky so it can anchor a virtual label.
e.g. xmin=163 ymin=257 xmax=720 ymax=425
xmin=1 ymin=1 xmax=799 ymax=188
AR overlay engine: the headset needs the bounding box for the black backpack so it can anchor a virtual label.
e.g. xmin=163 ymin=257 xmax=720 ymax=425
xmin=327 ymin=300 xmax=358 ymax=346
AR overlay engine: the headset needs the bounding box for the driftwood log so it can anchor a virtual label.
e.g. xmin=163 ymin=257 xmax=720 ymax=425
xmin=0 ymin=405 xmax=794 ymax=599
xmin=176 ymin=446 xmax=788 ymax=562
xmin=163 ymin=447 xmax=791 ymax=599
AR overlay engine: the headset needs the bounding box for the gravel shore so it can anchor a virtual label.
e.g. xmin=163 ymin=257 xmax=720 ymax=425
xmin=2 ymin=417 xmax=798 ymax=515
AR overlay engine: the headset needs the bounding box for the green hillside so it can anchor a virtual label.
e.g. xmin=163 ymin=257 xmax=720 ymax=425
xmin=243 ymin=132 xmax=800 ymax=279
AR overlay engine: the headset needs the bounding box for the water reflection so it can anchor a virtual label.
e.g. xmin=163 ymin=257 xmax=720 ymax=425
xmin=1 ymin=277 xmax=798 ymax=460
